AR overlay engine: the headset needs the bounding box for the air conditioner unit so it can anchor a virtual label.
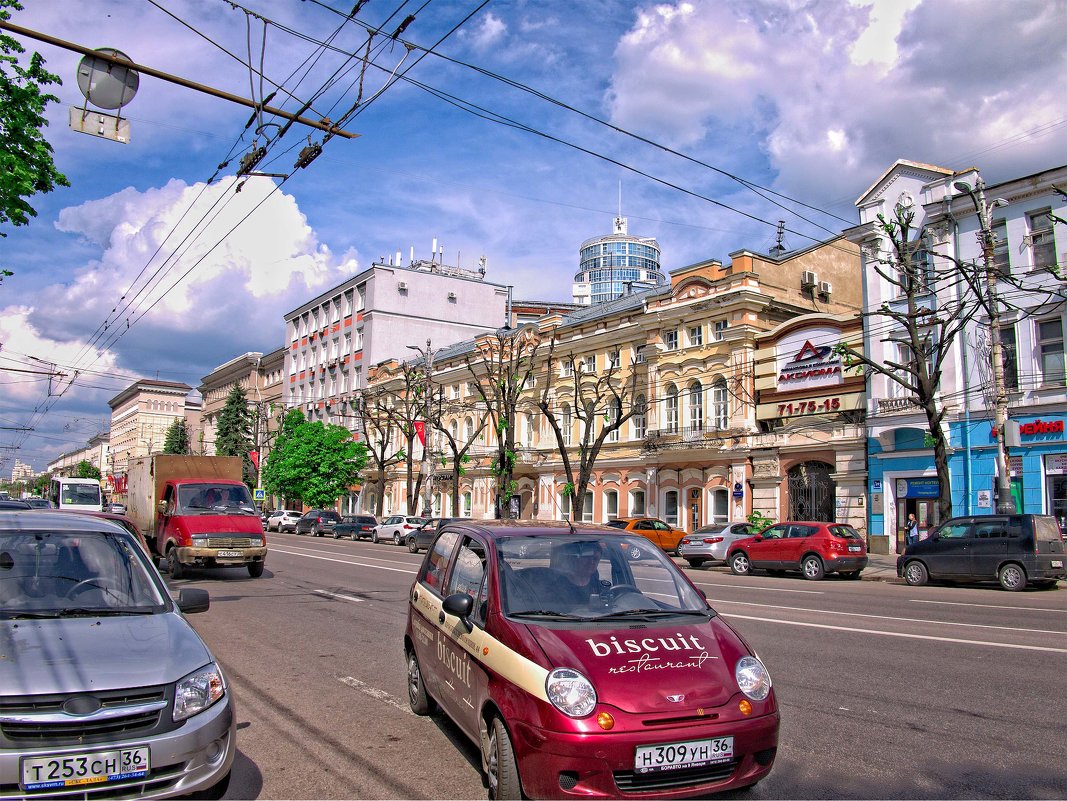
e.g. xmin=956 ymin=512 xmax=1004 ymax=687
xmin=801 ymin=270 xmax=817 ymax=288
xmin=818 ymin=280 xmax=833 ymax=295
xmin=397 ymin=281 xmax=408 ymax=291
xmin=447 ymin=291 xmax=457 ymax=300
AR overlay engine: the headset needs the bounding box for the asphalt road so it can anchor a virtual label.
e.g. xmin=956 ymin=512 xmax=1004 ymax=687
xmin=170 ymin=531 xmax=1067 ymax=800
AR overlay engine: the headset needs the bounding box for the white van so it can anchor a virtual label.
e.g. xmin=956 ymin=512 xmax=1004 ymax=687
xmin=48 ymin=477 xmax=103 ymax=512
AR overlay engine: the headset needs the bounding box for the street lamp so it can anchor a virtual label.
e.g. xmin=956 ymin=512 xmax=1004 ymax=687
xmin=406 ymin=339 xmax=435 ymax=517
xmin=954 ymin=177 xmax=1014 ymax=513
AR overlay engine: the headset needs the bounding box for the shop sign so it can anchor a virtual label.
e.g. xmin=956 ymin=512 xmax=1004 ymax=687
xmin=1045 ymin=455 xmax=1067 ymax=475
xmin=1018 ymin=419 xmax=1064 ymax=436
xmin=895 ymin=477 xmax=940 ymax=498
xmin=777 ymin=340 xmax=843 ymax=390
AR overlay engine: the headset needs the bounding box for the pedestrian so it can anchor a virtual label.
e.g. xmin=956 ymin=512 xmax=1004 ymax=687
xmin=905 ymin=513 xmax=919 ymax=547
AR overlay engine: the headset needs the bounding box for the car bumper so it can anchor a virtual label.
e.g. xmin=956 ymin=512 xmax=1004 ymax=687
xmin=176 ymin=546 xmax=267 ymax=568
xmin=677 ymin=546 xmax=728 ymax=563
xmin=0 ymin=692 xmax=235 ymax=800
xmin=510 ymin=711 xmax=778 ymax=798
xmin=824 ymin=555 xmax=868 ymax=572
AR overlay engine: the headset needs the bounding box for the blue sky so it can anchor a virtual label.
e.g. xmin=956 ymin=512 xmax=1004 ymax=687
xmin=2 ymin=0 xmax=1066 ymax=473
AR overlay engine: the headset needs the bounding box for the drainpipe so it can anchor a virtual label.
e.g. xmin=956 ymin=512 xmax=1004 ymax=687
xmin=946 ymin=202 xmax=973 ymax=514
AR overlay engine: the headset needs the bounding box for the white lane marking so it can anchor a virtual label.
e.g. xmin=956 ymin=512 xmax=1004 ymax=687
xmin=338 ymin=676 xmax=411 ymax=715
xmin=708 ymin=597 xmax=1065 ymax=636
xmin=274 ymin=543 xmax=419 ymax=568
xmin=910 ymin=599 xmax=1066 ymax=613
xmin=692 ymin=580 xmax=824 ymax=595
xmin=313 ymin=590 xmax=364 ymax=604
xmin=270 ymin=546 xmax=418 ymax=574
xmin=721 ymin=613 xmax=1067 ymax=653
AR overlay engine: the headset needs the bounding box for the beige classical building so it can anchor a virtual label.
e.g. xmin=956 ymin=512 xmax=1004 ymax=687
xmin=107 ymin=379 xmax=200 ymax=487
xmin=361 ymin=235 xmax=868 ymax=533
xmin=198 ymin=347 xmax=286 ymax=456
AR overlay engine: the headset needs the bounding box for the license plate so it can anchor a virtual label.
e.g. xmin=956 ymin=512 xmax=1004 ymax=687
xmin=848 ymin=545 xmax=862 ymax=552
xmin=21 ymin=745 xmax=149 ymax=790
xmin=634 ymin=736 xmax=733 ymax=773
xmin=1053 ymin=560 xmax=1064 ymax=568
xmin=216 ymin=550 xmax=242 ymax=558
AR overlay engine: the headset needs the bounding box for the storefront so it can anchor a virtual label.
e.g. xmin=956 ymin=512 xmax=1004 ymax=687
xmin=892 ymin=477 xmax=940 ymax=553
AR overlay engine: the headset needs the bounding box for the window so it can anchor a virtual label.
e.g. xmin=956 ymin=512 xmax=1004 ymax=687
xmin=609 ymin=350 xmax=621 ymax=370
xmin=1000 ymin=324 xmax=1018 ymax=392
xmin=991 ymin=219 xmax=1009 ymax=277
xmin=665 ymin=385 xmax=679 ymax=433
xmin=664 ymin=330 xmax=678 ymax=351
xmin=607 ymin=397 xmax=621 ymax=442
xmin=630 ymin=489 xmax=646 ymax=516
xmin=446 ymin=539 xmax=488 ymax=625
xmin=688 ymin=381 xmax=703 ymax=431
xmin=604 ymin=490 xmax=618 ymax=521
xmin=559 ymin=491 xmax=571 ymax=519
xmin=420 ymin=531 xmax=458 ymax=592
xmin=899 ymin=245 xmax=933 ymax=294
xmin=632 ymin=394 xmax=646 ymax=439
xmin=582 ymin=491 xmax=594 ymax=523
xmin=713 ymin=320 xmax=728 ymax=341
xmin=1028 ymin=208 xmax=1056 ymax=269
xmin=711 ymin=489 xmax=729 ymax=523
xmin=711 ymin=378 xmax=728 ymax=429
xmin=461 ymin=492 xmax=472 ymax=517
xmin=581 ymin=355 xmax=596 ymax=374
xmin=688 ymin=326 xmax=703 ymax=347
xmin=561 ymin=403 xmax=572 ymax=445
xmin=1038 ymin=318 xmax=1065 ymax=385
xmin=634 ymin=346 xmax=646 ymax=364
xmin=664 ymin=490 xmax=679 ymax=527
xmin=560 ymin=360 xmax=573 ymax=377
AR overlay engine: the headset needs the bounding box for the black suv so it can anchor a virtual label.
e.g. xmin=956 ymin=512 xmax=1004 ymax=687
xmin=334 ymin=515 xmax=378 ymax=540
xmin=897 ymin=513 xmax=1066 ymax=591
xmin=295 ymin=509 xmax=342 ymax=537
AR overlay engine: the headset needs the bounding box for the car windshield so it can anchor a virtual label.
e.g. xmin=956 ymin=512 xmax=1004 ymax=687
xmin=497 ymin=533 xmax=710 ymax=621
xmin=0 ymin=529 xmax=167 ymax=618
xmin=177 ymin=483 xmax=256 ymax=515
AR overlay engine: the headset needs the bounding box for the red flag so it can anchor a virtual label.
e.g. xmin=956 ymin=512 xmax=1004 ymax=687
xmin=414 ymin=421 xmax=426 ymax=446
xmin=248 ymin=450 xmax=260 ymax=470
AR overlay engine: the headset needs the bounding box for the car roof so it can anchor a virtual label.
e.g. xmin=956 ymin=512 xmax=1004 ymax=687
xmin=0 ymin=509 xmax=134 ymax=534
xmin=0 ymin=500 xmax=32 ymax=509
xmin=438 ymin=519 xmax=625 ymax=541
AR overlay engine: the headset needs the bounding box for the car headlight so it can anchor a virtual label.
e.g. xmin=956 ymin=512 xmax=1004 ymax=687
xmin=735 ymin=656 xmax=772 ymax=701
xmin=191 ymin=537 xmax=208 ymax=547
xmin=249 ymin=536 xmax=264 ymax=547
xmin=546 ymin=668 xmax=596 ymax=717
xmin=174 ymin=662 xmax=226 ymax=722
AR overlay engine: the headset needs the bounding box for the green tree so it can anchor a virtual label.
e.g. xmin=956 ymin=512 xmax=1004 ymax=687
xmin=215 ymin=385 xmax=255 ymax=487
xmin=0 ymin=0 xmax=70 ymax=261
xmin=262 ymin=409 xmax=367 ymax=507
xmin=163 ymin=418 xmax=190 ymax=454
xmin=74 ymin=459 xmax=100 ymax=480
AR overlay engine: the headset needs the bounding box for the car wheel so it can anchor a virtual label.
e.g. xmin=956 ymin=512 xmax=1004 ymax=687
xmin=802 ymin=555 xmax=825 ymax=580
xmin=407 ymin=648 xmax=436 ymax=715
xmin=167 ymin=548 xmax=185 ymax=580
xmin=333 ymin=529 xmax=341 ymax=539
xmin=187 ymin=769 xmax=231 ymax=800
xmin=685 ymin=558 xmax=706 ymax=568
xmin=903 ymin=561 xmax=928 ymax=586
xmin=730 ymin=552 xmax=751 ymax=576
xmin=248 ymin=561 xmax=264 ymax=578
xmin=394 ymin=532 xmax=402 ymax=546
xmin=407 ymin=537 xmax=420 ymax=553
xmin=629 ymin=545 xmax=642 ymax=560
xmin=998 ymin=563 xmax=1027 ymax=592
xmin=313 ymin=526 xmax=322 ymax=537
xmin=372 ymin=532 xmax=379 ymax=544
xmin=487 ymin=717 xmax=522 ymax=801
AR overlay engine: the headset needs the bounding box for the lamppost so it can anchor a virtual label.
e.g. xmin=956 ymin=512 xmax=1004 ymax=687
xmin=406 ymin=339 xmax=435 ymax=517
xmin=954 ymin=176 xmax=1014 ymax=513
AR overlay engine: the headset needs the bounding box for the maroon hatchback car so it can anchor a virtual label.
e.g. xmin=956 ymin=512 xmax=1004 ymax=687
xmin=727 ymin=521 xmax=868 ymax=580
xmin=404 ymin=520 xmax=779 ymax=800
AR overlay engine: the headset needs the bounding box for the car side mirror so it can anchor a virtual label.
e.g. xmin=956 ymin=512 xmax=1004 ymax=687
xmin=176 ymin=588 xmax=210 ymax=614
xmin=157 ymin=500 xmax=167 ymax=514
xmin=442 ymin=592 xmax=474 ymax=628
xmin=753 ymin=536 xmax=763 ymax=543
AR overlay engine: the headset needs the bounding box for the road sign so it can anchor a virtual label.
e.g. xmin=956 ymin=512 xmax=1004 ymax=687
xmin=254 ymin=488 xmax=265 ymax=502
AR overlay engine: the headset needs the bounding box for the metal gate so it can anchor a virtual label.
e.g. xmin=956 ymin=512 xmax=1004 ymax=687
xmin=787 ymin=461 xmax=836 ymax=522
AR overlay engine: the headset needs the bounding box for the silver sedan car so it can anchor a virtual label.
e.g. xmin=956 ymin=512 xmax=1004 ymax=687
xmin=677 ymin=522 xmax=758 ymax=567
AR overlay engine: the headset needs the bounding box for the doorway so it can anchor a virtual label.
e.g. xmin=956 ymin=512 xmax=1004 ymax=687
xmin=787 ymin=461 xmax=835 ymax=521
xmin=895 ymin=498 xmax=938 ymax=553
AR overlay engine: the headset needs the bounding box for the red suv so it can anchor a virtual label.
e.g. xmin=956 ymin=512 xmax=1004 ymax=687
xmin=728 ymin=521 xmax=867 ymax=580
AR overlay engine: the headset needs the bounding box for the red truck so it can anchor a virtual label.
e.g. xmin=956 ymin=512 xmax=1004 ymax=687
xmin=125 ymin=455 xmax=267 ymax=579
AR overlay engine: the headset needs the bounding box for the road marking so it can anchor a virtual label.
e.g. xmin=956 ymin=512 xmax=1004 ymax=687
xmin=910 ymin=599 xmax=1066 ymax=613
xmin=274 ymin=543 xmax=419 ymax=569
xmin=722 ymin=613 xmax=1067 ymax=653
xmin=269 ymin=546 xmax=418 ymax=574
xmin=693 ymin=581 xmax=824 ymax=594
xmin=338 ymin=676 xmax=411 ymax=715
xmin=708 ymin=597 xmax=1065 ymax=635
xmin=313 ymin=590 xmax=364 ymax=603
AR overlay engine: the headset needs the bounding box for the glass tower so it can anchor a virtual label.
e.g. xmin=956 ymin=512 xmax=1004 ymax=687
xmin=573 ymin=217 xmax=664 ymax=305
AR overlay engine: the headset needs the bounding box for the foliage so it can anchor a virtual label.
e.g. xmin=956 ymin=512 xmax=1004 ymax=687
xmin=74 ymin=459 xmax=100 ymax=480
xmin=746 ymin=510 xmax=775 ymax=531
xmin=163 ymin=419 xmax=191 ymax=454
xmin=261 ymin=409 xmax=368 ymax=507
xmin=0 ymin=0 xmax=70 ymax=259
xmin=215 ymin=385 xmax=256 ymax=486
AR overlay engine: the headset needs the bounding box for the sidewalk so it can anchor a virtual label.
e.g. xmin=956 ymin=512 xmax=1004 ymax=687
xmin=862 ymin=552 xmax=900 ymax=582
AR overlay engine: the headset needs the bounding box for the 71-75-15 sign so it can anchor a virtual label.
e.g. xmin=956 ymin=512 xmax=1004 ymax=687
xmin=778 ymin=398 xmax=841 ymax=416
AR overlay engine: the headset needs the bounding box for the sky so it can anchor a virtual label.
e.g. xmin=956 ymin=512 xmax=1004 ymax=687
xmin=2 ymin=0 xmax=1066 ymax=474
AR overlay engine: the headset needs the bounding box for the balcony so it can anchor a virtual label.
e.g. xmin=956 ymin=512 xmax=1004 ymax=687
xmin=643 ymin=426 xmax=720 ymax=451
xmin=878 ymin=396 xmax=922 ymax=414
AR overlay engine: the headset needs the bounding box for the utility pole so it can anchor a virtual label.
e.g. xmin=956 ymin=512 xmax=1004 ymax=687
xmin=407 ymin=339 xmax=435 ymax=517
xmin=955 ymin=176 xmax=1015 ymax=513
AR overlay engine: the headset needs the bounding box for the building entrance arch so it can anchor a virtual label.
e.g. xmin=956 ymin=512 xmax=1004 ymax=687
xmin=787 ymin=461 xmax=835 ymax=521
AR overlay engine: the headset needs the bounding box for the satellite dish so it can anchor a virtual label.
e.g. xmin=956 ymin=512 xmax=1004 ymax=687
xmin=76 ymin=48 xmax=139 ymax=110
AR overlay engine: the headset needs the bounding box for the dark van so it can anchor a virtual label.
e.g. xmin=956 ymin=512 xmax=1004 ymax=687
xmin=897 ymin=514 xmax=1066 ymax=591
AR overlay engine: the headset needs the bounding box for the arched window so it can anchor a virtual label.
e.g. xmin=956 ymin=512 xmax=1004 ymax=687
xmin=711 ymin=377 xmax=729 ymax=429
xmin=711 ymin=489 xmax=729 ymax=523
xmin=604 ymin=490 xmax=619 ymax=521
xmin=688 ymin=381 xmax=704 ymax=431
xmin=629 ymin=489 xmax=646 ymax=516
xmin=664 ymin=490 xmax=679 ymax=526
xmin=464 ymin=417 xmax=474 ymax=442
xmin=665 ymin=384 xmax=679 ymax=433
xmin=607 ymin=397 xmax=621 ymax=442
xmin=632 ymin=394 xmax=646 ymax=439
xmin=561 ymin=403 xmax=572 ymax=445
xmin=461 ymin=492 xmax=472 ymax=517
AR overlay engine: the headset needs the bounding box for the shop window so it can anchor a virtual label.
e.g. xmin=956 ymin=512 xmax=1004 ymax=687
xmin=665 ymin=490 xmax=679 ymax=526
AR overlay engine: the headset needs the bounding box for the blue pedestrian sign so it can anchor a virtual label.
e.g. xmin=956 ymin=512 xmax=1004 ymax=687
xmin=253 ymin=488 xmax=265 ymax=502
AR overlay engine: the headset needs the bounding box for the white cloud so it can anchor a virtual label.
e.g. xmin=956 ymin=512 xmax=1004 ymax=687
xmin=465 ymin=12 xmax=508 ymax=51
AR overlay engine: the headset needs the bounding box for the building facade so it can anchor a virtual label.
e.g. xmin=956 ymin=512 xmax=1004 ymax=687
xmin=107 ymin=379 xmax=200 ymax=486
xmin=573 ymin=217 xmax=665 ymax=305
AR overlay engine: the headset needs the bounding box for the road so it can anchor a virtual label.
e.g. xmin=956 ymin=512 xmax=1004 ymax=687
xmin=171 ymin=531 xmax=1067 ymax=800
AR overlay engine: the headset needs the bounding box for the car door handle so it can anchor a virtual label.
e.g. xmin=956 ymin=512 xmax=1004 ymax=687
xmin=438 ymin=611 xmax=446 ymax=624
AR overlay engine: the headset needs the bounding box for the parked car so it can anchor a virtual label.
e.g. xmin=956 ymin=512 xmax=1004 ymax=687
xmin=24 ymin=497 xmax=53 ymax=509
xmin=405 ymin=520 xmax=778 ymax=798
xmin=107 ymin=502 xmax=127 ymax=515
xmin=406 ymin=517 xmax=464 ymax=553
xmin=334 ymin=514 xmax=378 ymax=540
xmin=604 ymin=516 xmax=688 ymax=554
xmin=679 ymin=522 xmax=759 ymax=567
xmin=0 ymin=499 xmax=31 ymax=510
xmin=295 ymin=509 xmax=342 ymax=536
xmin=267 ymin=509 xmax=303 ymax=532
xmin=0 ymin=510 xmax=235 ymax=797
xmin=260 ymin=508 xmax=269 ymax=530
xmin=54 ymin=508 xmax=152 ymax=555
xmin=373 ymin=514 xmax=429 ymax=545
xmin=728 ymin=521 xmax=868 ymax=580
xmin=897 ymin=513 xmax=1066 ymax=591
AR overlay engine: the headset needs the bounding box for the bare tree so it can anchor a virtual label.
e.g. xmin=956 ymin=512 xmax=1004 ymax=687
xmin=537 ymin=338 xmax=641 ymax=521
xmin=379 ymin=362 xmax=430 ymax=515
xmin=425 ymin=385 xmax=488 ymax=516
xmin=463 ymin=327 xmax=542 ymax=518
xmin=351 ymin=385 xmax=406 ymax=517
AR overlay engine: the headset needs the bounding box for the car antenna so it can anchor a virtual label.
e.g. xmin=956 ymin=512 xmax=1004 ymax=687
xmin=549 ymin=492 xmax=577 ymax=534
